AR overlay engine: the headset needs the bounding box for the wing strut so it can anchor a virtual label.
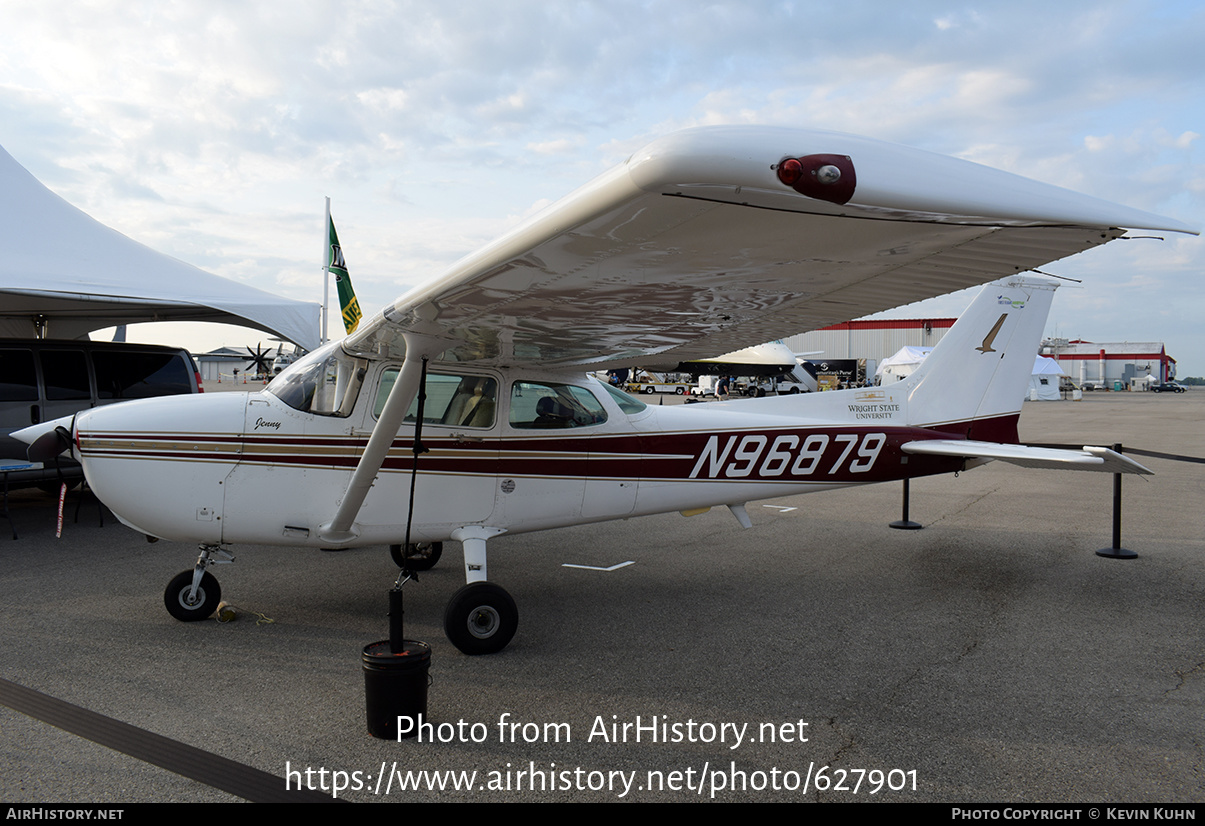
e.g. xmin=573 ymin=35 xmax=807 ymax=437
xmin=318 ymin=335 xmax=444 ymax=544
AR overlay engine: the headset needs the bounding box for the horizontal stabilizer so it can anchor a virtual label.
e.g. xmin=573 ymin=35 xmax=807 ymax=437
xmin=901 ymin=440 xmax=1152 ymax=475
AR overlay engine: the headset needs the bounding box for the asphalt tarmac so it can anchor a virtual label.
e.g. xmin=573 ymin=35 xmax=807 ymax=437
xmin=1 ymin=391 xmax=1202 ymax=803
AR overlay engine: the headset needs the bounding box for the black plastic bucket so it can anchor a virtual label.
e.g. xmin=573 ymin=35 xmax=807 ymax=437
xmin=362 ymin=639 xmax=431 ymax=739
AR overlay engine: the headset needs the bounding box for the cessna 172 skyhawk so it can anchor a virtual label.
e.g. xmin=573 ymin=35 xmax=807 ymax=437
xmin=17 ymin=126 xmax=1195 ymax=655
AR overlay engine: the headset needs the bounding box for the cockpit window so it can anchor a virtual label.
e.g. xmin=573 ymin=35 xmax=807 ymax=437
xmin=509 ymin=381 xmax=607 ymax=429
xmin=266 ymin=344 xmax=366 ymax=417
xmin=374 ymin=369 xmax=498 ymax=428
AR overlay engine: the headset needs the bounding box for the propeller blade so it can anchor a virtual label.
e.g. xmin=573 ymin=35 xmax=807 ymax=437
xmin=27 ymin=425 xmax=72 ymax=463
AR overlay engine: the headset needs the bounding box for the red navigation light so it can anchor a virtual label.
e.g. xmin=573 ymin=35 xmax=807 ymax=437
xmin=776 ymin=157 xmax=804 ymax=186
xmin=774 ymin=153 xmax=857 ymax=205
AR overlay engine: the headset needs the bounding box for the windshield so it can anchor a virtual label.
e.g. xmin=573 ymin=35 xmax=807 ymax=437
xmin=266 ymin=343 xmax=367 ymax=417
xmin=598 ymin=380 xmax=647 ymax=414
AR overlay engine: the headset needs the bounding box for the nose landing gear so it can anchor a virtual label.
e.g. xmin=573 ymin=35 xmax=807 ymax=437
xmin=164 ymin=544 xmax=234 ymax=621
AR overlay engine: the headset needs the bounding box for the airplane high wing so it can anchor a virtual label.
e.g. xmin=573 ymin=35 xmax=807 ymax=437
xmin=343 ymin=126 xmax=1192 ymax=370
xmin=14 ymin=126 xmax=1194 ymax=655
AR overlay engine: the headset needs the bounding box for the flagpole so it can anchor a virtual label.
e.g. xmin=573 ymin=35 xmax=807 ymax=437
xmin=322 ymin=196 xmax=331 ymax=345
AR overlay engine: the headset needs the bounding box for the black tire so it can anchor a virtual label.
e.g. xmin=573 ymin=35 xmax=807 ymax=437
xmin=755 ymin=387 xmax=766 ymax=398
xmin=643 ymin=386 xmax=655 ymax=395
xmin=444 ymin=582 xmax=518 ymax=655
xmin=164 ymin=570 xmax=221 ymax=622
xmin=787 ymin=387 xmax=800 ymax=395
xmin=389 ymin=541 xmax=443 ymax=571
xmin=675 ymin=387 xmax=685 ymax=395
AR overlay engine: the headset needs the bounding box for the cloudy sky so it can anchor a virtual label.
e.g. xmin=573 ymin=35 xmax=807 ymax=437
xmin=2 ymin=1 xmax=1202 ymax=372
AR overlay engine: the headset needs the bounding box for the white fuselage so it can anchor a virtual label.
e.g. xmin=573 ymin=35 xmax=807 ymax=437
xmin=67 ymin=367 xmax=962 ymax=547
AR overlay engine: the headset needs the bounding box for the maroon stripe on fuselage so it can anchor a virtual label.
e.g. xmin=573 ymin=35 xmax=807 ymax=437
xmin=79 ymin=415 xmax=1016 ymax=483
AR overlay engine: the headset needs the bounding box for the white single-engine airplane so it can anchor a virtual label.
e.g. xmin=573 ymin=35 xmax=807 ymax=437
xmin=17 ymin=126 xmax=1195 ymax=654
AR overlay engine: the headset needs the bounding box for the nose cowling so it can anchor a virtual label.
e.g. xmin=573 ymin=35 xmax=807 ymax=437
xmin=72 ymin=393 xmax=250 ymax=542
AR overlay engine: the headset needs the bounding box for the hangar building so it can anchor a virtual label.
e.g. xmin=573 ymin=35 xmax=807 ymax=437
xmin=782 ymin=317 xmax=957 ymax=371
xmin=1039 ymin=339 xmax=1176 ymax=386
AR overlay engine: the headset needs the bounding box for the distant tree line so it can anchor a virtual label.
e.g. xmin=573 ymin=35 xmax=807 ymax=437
xmin=1179 ymin=377 xmax=1204 ymax=385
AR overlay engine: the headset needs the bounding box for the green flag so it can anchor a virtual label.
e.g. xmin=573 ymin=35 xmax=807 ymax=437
xmin=328 ymin=215 xmax=362 ymax=335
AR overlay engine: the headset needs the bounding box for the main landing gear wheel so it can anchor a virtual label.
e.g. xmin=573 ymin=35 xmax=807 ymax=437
xmin=389 ymin=542 xmax=443 ymax=571
xmin=443 ymin=582 xmax=518 ymax=655
xmin=164 ymin=570 xmax=221 ymax=622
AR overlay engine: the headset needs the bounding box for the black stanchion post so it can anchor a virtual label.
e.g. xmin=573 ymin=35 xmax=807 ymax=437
xmin=1096 ymin=443 xmax=1138 ymax=559
xmin=389 ymin=586 xmax=405 ymax=652
xmin=889 ymin=477 xmax=923 ymax=530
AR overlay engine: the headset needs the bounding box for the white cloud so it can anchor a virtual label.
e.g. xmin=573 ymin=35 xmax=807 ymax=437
xmin=1166 ymin=130 xmax=1200 ymax=149
xmin=0 ymin=0 xmax=1200 ymax=369
xmin=357 ymin=88 xmax=409 ymax=113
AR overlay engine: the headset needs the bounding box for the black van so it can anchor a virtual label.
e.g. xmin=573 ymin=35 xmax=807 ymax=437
xmin=1 ymin=340 xmax=202 ymax=487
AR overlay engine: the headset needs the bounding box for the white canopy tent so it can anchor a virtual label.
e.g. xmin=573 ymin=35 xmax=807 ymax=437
xmin=0 ymin=145 xmax=319 ymax=350
xmin=875 ymin=345 xmax=933 ymax=383
xmin=1028 ymin=355 xmax=1065 ymax=401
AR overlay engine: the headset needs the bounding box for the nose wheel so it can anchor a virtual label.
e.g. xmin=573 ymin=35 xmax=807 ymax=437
xmin=164 ymin=570 xmax=221 ymax=621
xmin=163 ymin=544 xmax=233 ymax=622
xmin=443 ymin=582 xmax=517 ymax=655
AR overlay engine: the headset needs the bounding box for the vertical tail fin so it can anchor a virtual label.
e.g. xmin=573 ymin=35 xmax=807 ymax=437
xmin=901 ymin=277 xmax=1058 ymax=442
